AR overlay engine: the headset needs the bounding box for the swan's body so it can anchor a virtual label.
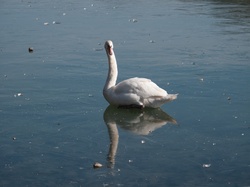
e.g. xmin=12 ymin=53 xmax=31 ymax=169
xmin=103 ymin=40 xmax=177 ymax=108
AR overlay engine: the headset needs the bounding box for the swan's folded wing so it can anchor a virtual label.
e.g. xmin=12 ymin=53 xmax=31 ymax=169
xmin=114 ymin=77 xmax=167 ymax=98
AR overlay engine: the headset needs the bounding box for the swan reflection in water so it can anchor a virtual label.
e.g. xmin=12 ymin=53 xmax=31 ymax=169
xmin=103 ymin=105 xmax=177 ymax=168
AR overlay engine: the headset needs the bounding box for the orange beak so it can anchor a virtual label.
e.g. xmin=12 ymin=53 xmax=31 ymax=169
xmin=108 ymin=46 xmax=113 ymax=55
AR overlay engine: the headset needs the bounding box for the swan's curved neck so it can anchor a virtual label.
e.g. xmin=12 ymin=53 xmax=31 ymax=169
xmin=104 ymin=52 xmax=118 ymax=91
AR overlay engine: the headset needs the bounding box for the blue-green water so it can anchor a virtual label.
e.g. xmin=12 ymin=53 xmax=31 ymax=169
xmin=1 ymin=0 xmax=250 ymax=186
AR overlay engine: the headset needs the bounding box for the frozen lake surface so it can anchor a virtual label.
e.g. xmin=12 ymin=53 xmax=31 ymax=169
xmin=0 ymin=0 xmax=250 ymax=186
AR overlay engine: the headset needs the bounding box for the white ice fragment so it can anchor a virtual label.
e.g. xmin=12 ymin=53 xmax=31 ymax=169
xmin=44 ymin=22 xmax=49 ymax=25
xmin=14 ymin=93 xmax=23 ymax=97
xmin=141 ymin=140 xmax=145 ymax=144
xmin=52 ymin=21 xmax=61 ymax=24
xmin=202 ymin=164 xmax=211 ymax=168
xmin=129 ymin=18 xmax=138 ymax=23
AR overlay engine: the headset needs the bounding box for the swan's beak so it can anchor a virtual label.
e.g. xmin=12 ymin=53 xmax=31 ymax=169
xmin=108 ymin=47 xmax=113 ymax=56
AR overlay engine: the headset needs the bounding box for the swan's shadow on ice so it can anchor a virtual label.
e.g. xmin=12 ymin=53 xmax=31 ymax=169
xmin=103 ymin=105 xmax=177 ymax=168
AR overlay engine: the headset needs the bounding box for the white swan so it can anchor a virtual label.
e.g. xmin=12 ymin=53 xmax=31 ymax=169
xmin=103 ymin=40 xmax=178 ymax=109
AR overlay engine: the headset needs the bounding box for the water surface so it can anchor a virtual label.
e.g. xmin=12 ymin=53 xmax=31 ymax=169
xmin=0 ymin=0 xmax=250 ymax=186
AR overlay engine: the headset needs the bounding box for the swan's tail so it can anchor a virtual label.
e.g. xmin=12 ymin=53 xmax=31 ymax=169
xmin=147 ymin=93 xmax=178 ymax=108
xmin=166 ymin=93 xmax=178 ymax=101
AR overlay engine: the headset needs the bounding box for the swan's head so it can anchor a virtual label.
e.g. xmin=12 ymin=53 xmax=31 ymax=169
xmin=104 ymin=40 xmax=114 ymax=56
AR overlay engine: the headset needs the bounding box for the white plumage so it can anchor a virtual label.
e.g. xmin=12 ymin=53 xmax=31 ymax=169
xmin=103 ymin=40 xmax=177 ymax=108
